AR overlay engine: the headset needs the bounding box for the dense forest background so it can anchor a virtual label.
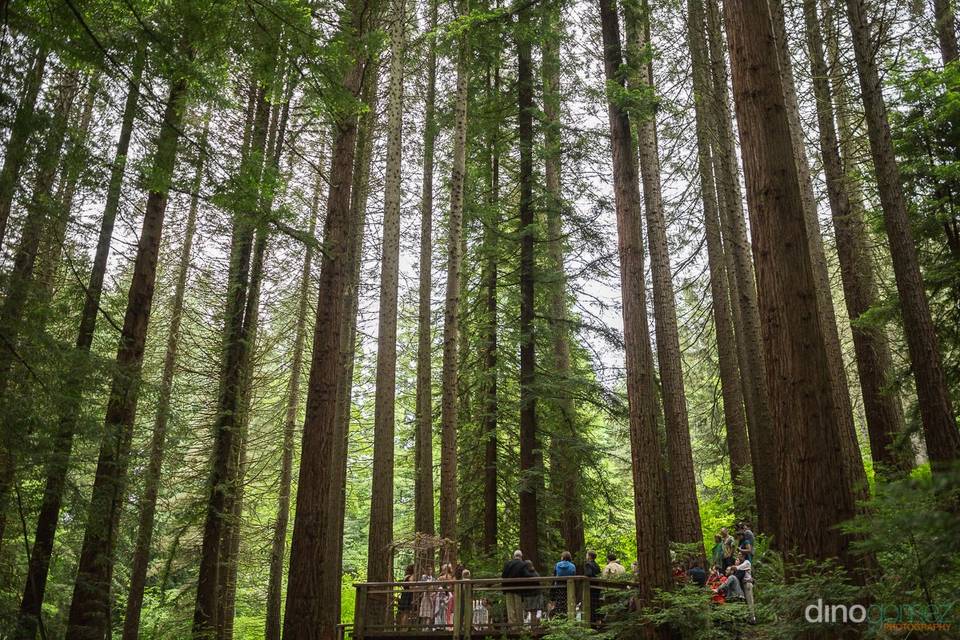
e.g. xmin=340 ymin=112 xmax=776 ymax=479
xmin=0 ymin=0 xmax=958 ymax=638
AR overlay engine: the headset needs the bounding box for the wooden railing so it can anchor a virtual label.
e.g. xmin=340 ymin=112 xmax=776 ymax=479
xmin=351 ymin=575 xmax=640 ymax=638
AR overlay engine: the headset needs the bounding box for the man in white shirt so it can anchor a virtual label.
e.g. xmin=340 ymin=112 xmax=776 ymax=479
xmin=602 ymin=553 xmax=626 ymax=578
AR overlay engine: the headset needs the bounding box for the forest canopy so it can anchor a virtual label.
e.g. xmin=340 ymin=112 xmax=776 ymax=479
xmin=0 ymin=0 xmax=958 ymax=638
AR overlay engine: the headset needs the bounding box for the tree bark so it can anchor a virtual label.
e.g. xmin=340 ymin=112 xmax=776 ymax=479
xmin=193 ymin=82 xmax=270 ymax=640
xmin=516 ymin=1 xmax=541 ymax=570
xmin=367 ymin=0 xmax=406 ymax=607
xmin=481 ymin=61 xmax=500 ymax=555
xmin=439 ymin=0 xmax=470 ymax=557
xmin=704 ymin=0 xmax=778 ymax=536
xmin=121 ymin=110 xmax=207 ymax=640
xmin=625 ymin=0 xmax=702 ymax=551
xmin=769 ymin=0 xmax=867 ymax=499
xmin=327 ymin=59 xmax=381 ymax=629
xmin=722 ymin=0 xmax=860 ymax=569
xmin=0 ymin=44 xmax=47 ymax=245
xmin=845 ymin=0 xmax=960 ymax=468
xmin=934 ymin=0 xmax=959 ymax=64
xmin=800 ymin=0 xmax=910 ymax=476
xmin=219 ymin=84 xmax=291 ymax=640
xmin=686 ymin=0 xmax=752 ymax=517
xmin=283 ymin=0 xmax=379 ymax=632
xmin=265 ymin=170 xmax=322 ymax=640
xmin=216 ymin=77 xmax=293 ymax=639
xmin=415 ymin=0 xmax=438 ymax=540
xmin=541 ymin=1 xmax=584 ymax=559
xmin=15 ymin=49 xmax=145 ymax=640
xmin=218 ymin=223 xmax=268 ymax=640
xmin=64 ymin=70 xmax=190 ymax=640
xmin=598 ymin=0 xmax=671 ymax=615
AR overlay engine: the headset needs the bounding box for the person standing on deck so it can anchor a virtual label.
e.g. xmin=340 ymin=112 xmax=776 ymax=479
xmin=418 ymin=565 xmax=437 ymax=627
xmin=437 ymin=563 xmax=455 ymax=627
xmin=522 ymin=560 xmax=545 ymax=625
xmin=398 ymin=564 xmax=415 ymax=627
xmin=502 ymin=550 xmax=530 ymax=625
xmin=583 ymin=550 xmax=601 ymax=623
xmin=552 ymin=551 xmax=577 ymax=617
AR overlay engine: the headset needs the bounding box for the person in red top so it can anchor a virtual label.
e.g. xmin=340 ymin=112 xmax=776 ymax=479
xmin=707 ymin=566 xmax=726 ymax=604
xmin=672 ymin=563 xmax=687 ymax=584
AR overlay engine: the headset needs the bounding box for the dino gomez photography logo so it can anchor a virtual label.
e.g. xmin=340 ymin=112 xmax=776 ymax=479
xmin=804 ymin=598 xmax=955 ymax=632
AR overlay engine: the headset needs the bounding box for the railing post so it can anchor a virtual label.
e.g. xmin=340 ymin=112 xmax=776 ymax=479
xmin=582 ymin=578 xmax=592 ymax=626
xmin=461 ymin=580 xmax=473 ymax=639
xmin=355 ymin=584 xmax=368 ymax=639
xmin=566 ymin=577 xmax=576 ymax=621
xmin=452 ymin=581 xmax=462 ymax=639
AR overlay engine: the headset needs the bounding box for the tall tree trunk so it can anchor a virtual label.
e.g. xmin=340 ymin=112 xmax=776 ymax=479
xmin=283 ymin=0 xmax=380 ymax=633
xmin=367 ymin=0 xmax=406 ymax=610
xmin=930 ymin=0 xmax=960 ymax=258
xmin=686 ymin=0 xmax=752 ymax=518
xmin=15 ymin=48 xmax=145 ymax=640
xmin=541 ymin=2 xmax=584 ymax=559
xmin=415 ymin=0 xmax=438 ymax=539
xmin=35 ymin=75 xmax=98 ymax=303
xmin=769 ymin=0 xmax=867 ymax=499
xmin=598 ymin=0 xmax=671 ymax=617
xmin=934 ymin=0 xmax=958 ymax=64
xmin=516 ymin=2 xmax=541 ymax=569
xmin=218 ymin=224 xmax=268 ymax=640
xmin=800 ymin=0 xmax=910 ymax=476
xmin=625 ymin=0 xmax=702 ymax=551
xmin=0 ymin=44 xmax=47 ymax=245
xmin=0 ymin=69 xmax=80 ymax=548
xmin=439 ymin=0 xmax=469 ymax=556
xmin=328 ymin=61 xmax=381 ymax=628
xmin=845 ymin=0 xmax=960 ymax=468
xmin=121 ymin=110 xmax=208 ymax=640
xmin=219 ymin=78 xmax=293 ymax=639
xmin=219 ymin=85 xmax=291 ymax=640
xmin=481 ymin=61 xmax=500 ymax=555
xmin=704 ymin=0 xmax=778 ymax=536
xmin=193 ymin=83 xmax=270 ymax=639
xmin=722 ymin=0 xmax=860 ymax=569
xmin=265 ymin=171 xmax=322 ymax=640
xmin=64 ymin=69 xmax=190 ymax=640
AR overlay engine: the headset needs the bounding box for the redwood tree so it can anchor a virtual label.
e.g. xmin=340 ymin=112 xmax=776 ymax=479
xmin=542 ymin=2 xmax=584 ymax=557
xmin=283 ymin=0 xmax=380 ymax=633
xmin=516 ymin=0 xmax=541 ymax=568
xmin=845 ymin=0 xmax=960 ymax=468
xmin=0 ymin=71 xmax=79 ymax=543
xmin=265 ymin=172 xmax=322 ymax=640
xmin=367 ymin=0 xmax=407 ymax=605
xmin=686 ymin=0 xmax=752 ymax=515
xmin=722 ymin=0 xmax=860 ymax=568
xmin=439 ymin=0 xmax=470 ymax=554
xmin=16 ymin=47 xmax=145 ymax=640
xmin=65 ymin=69 xmax=191 ymax=640
xmin=598 ymin=0 xmax=671 ymax=615
xmin=800 ymin=0 xmax=910 ymax=475
xmin=704 ymin=0 xmax=778 ymax=536
xmin=414 ymin=0 xmax=439 ymax=539
xmin=625 ymin=0 xmax=702 ymax=550
xmin=123 ymin=112 xmax=208 ymax=640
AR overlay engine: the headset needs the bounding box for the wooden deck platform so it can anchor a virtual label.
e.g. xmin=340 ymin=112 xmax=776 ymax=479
xmin=348 ymin=576 xmax=633 ymax=639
